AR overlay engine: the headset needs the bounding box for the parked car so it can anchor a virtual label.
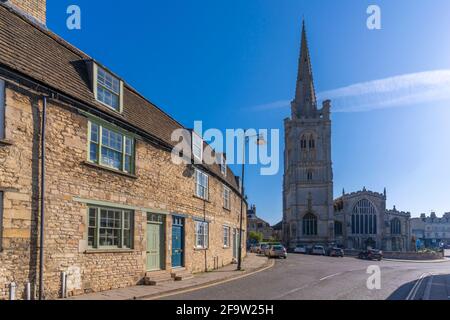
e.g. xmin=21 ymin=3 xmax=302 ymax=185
xmin=327 ymin=247 xmax=344 ymax=257
xmin=260 ymin=243 xmax=270 ymax=255
xmin=294 ymin=245 xmax=308 ymax=254
xmin=311 ymin=245 xmax=326 ymax=256
xmin=266 ymin=245 xmax=287 ymax=259
xmin=250 ymin=244 xmax=260 ymax=253
xmin=358 ymin=249 xmax=383 ymax=261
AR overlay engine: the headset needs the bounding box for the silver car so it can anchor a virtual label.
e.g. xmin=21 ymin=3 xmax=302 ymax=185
xmin=267 ymin=245 xmax=288 ymax=259
xmin=311 ymin=245 xmax=326 ymax=256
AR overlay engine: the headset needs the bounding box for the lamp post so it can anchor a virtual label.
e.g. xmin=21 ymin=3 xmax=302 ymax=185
xmin=237 ymin=131 xmax=266 ymax=271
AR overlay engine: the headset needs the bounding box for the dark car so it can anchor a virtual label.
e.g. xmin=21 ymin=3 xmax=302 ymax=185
xmin=327 ymin=247 xmax=344 ymax=257
xmin=358 ymin=249 xmax=383 ymax=261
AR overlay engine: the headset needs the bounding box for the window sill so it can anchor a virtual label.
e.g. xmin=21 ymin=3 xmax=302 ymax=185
xmin=223 ymin=246 xmax=230 ymax=249
xmin=82 ymin=161 xmax=137 ymax=179
xmin=193 ymin=195 xmax=211 ymax=203
xmin=194 ymin=247 xmax=209 ymax=251
xmin=0 ymin=139 xmax=13 ymax=146
xmin=84 ymin=249 xmax=136 ymax=254
xmin=223 ymin=207 xmax=231 ymax=212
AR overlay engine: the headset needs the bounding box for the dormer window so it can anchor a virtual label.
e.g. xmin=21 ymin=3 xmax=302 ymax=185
xmin=94 ymin=64 xmax=123 ymax=112
xmin=219 ymin=153 xmax=227 ymax=176
xmin=192 ymin=132 xmax=203 ymax=162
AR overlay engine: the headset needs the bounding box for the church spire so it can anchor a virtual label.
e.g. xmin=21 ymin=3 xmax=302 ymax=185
xmin=292 ymin=20 xmax=317 ymax=118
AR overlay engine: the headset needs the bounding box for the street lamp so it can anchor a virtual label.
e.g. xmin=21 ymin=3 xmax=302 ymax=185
xmin=237 ymin=131 xmax=266 ymax=271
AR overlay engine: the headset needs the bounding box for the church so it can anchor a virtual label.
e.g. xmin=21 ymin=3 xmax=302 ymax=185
xmin=282 ymin=22 xmax=411 ymax=252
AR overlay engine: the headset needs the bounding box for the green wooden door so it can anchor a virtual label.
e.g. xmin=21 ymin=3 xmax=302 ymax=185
xmin=146 ymin=223 xmax=163 ymax=271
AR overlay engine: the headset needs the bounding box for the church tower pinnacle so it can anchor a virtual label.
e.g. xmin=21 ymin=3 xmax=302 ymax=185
xmin=292 ymin=20 xmax=317 ymax=119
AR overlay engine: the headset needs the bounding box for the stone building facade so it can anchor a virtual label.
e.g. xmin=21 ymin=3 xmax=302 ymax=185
xmin=247 ymin=205 xmax=275 ymax=241
xmin=411 ymin=212 xmax=450 ymax=248
xmin=334 ymin=189 xmax=411 ymax=251
xmin=0 ymin=2 xmax=246 ymax=299
xmin=282 ymin=22 xmax=411 ymax=251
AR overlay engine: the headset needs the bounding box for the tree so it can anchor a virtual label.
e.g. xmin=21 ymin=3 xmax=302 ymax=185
xmin=249 ymin=231 xmax=263 ymax=244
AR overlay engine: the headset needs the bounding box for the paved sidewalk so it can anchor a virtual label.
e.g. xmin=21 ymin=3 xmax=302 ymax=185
xmin=384 ymin=258 xmax=450 ymax=263
xmin=67 ymin=254 xmax=272 ymax=300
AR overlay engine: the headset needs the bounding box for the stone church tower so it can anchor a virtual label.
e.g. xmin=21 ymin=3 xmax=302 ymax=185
xmin=283 ymin=22 xmax=334 ymax=249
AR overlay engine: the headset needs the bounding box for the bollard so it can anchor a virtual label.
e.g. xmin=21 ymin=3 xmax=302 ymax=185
xmin=25 ymin=282 xmax=31 ymax=300
xmin=61 ymin=272 xmax=67 ymax=298
xmin=9 ymin=282 xmax=16 ymax=301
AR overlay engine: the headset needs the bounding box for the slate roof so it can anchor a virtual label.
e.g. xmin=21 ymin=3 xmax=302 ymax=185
xmin=0 ymin=4 xmax=240 ymax=191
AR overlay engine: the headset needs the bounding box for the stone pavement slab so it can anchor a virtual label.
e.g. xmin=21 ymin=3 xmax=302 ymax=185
xmin=66 ymin=254 xmax=271 ymax=300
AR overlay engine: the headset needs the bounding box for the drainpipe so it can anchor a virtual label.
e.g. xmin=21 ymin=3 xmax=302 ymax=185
xmin=38 ymin=96 xmax=47 ymax=300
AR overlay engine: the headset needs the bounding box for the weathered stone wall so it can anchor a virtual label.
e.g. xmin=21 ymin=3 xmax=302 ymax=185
xmin=0 ymin=83 xmax=246 ymax=299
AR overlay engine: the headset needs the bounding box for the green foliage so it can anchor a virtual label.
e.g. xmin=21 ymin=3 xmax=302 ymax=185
xmin=249 ymin=231 xmax=263 ymax=243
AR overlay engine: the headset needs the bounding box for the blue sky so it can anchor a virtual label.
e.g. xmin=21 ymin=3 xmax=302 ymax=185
xmin=48 ymin=0 xmax=450 ymax=224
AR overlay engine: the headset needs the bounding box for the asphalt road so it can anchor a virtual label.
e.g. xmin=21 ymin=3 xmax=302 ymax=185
xmin=159 ymin=254 xmax=450 ymax=300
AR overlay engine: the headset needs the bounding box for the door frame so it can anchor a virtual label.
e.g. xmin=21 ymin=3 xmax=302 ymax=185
xmin=146 ymin=213 xmax=166 ymax=272
xmin=171 ymin=215 xmax=185 ymax=268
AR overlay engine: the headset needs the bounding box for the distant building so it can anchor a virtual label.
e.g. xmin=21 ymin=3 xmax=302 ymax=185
xmin=247 ymin=205 xmax=275 ymax=241
xmin=410 ymin=212 xmax=450 ymax=248
xmin=272 ymin=222 xmax=282 ymax=241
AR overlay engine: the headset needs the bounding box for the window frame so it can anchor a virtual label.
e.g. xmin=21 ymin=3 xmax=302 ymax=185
xmin=223 ymin=185 xmax=231 ymax=210
xmin=93 ymin=64 xmax=124 ymax=113
xmin=195 ymin=220 xmax=209 ymax=249
xmin=223 ymin=225 xmax=230 ymax=248
xmin=219 ymin=154 xmax=227 ymax=176
xmin=87 ymin=206 xmax=134 ymax=250
xmin=195 ymin=169 xmax=209 ymax=200
xmin=302 ymin=213 xmax=318 ymax=236
xmin=0 ymin=80 xmax=5 ymax=140
xmin=88 ymin=120 xmax=135 ymax=174
xmin=192 ymin=132 xmax=203 ymax=162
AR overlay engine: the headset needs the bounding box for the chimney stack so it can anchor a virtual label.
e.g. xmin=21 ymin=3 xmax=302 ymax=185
xmin=1 ymin=0 xmax=46 ymax=25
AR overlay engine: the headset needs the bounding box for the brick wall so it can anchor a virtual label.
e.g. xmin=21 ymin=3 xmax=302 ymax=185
xmin=5 ymin=0 xmax=46 ymax=24
xmin=0 ymin=83 xmax=246 ymax=299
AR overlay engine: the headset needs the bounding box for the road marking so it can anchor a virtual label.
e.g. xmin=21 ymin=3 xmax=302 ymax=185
xmin=320 ymin=273 xmax=342 ymax=281
xmin=406 ymin=273 xmax=429 ymax=300
xmin=423 ymin=274 xmax=434 ymax=300
xmin=272 ymin=284 xmax=311 ymax=300
xmin=141 ymin=258 xmax=275 ymax=300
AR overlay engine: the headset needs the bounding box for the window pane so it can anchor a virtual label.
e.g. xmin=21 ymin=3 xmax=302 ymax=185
xmin=89 ymin=208 xmax=97 ymax=227
xmin=101 ymin=146 xmax=122 ymax=170
xmin=89 ymin=142 xmax=98 ymax=162
xmin=90 ymin=123 xmax=99 ymax=143
xmin=192 ymin=133 xmax=202 ymax=160
xmin=125 ymin=137 xmax=133 ymax=155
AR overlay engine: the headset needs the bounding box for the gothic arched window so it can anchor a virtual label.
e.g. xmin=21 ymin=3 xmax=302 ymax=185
xmin=334 ymin=221 xmax=343 ymax=236
xmin=307 ymin=170 xmax=313 ymax=181
xmin=303 ymin=213 xmax=317 ymax=236
xmin=308 ymin=135 xmax=315 ymax=149
xmin=300 ymin=137 xmax=307 ymax=150
xmin=351 ymin=199 xmax=377 ymax=235
xmin=391 ymin=218 xmax=401 ymax=235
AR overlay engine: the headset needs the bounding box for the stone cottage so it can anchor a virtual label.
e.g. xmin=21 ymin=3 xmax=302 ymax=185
xmin=0 ymin=0 xmax=246 ymax=299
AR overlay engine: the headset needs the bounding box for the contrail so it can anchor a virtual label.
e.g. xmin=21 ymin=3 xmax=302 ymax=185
xmin=250 ymin=69 xmax=450 ymax=113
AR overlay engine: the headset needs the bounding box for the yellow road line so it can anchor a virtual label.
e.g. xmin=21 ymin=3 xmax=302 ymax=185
xmin=144 ymin=259 xmax=276 ymax=300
